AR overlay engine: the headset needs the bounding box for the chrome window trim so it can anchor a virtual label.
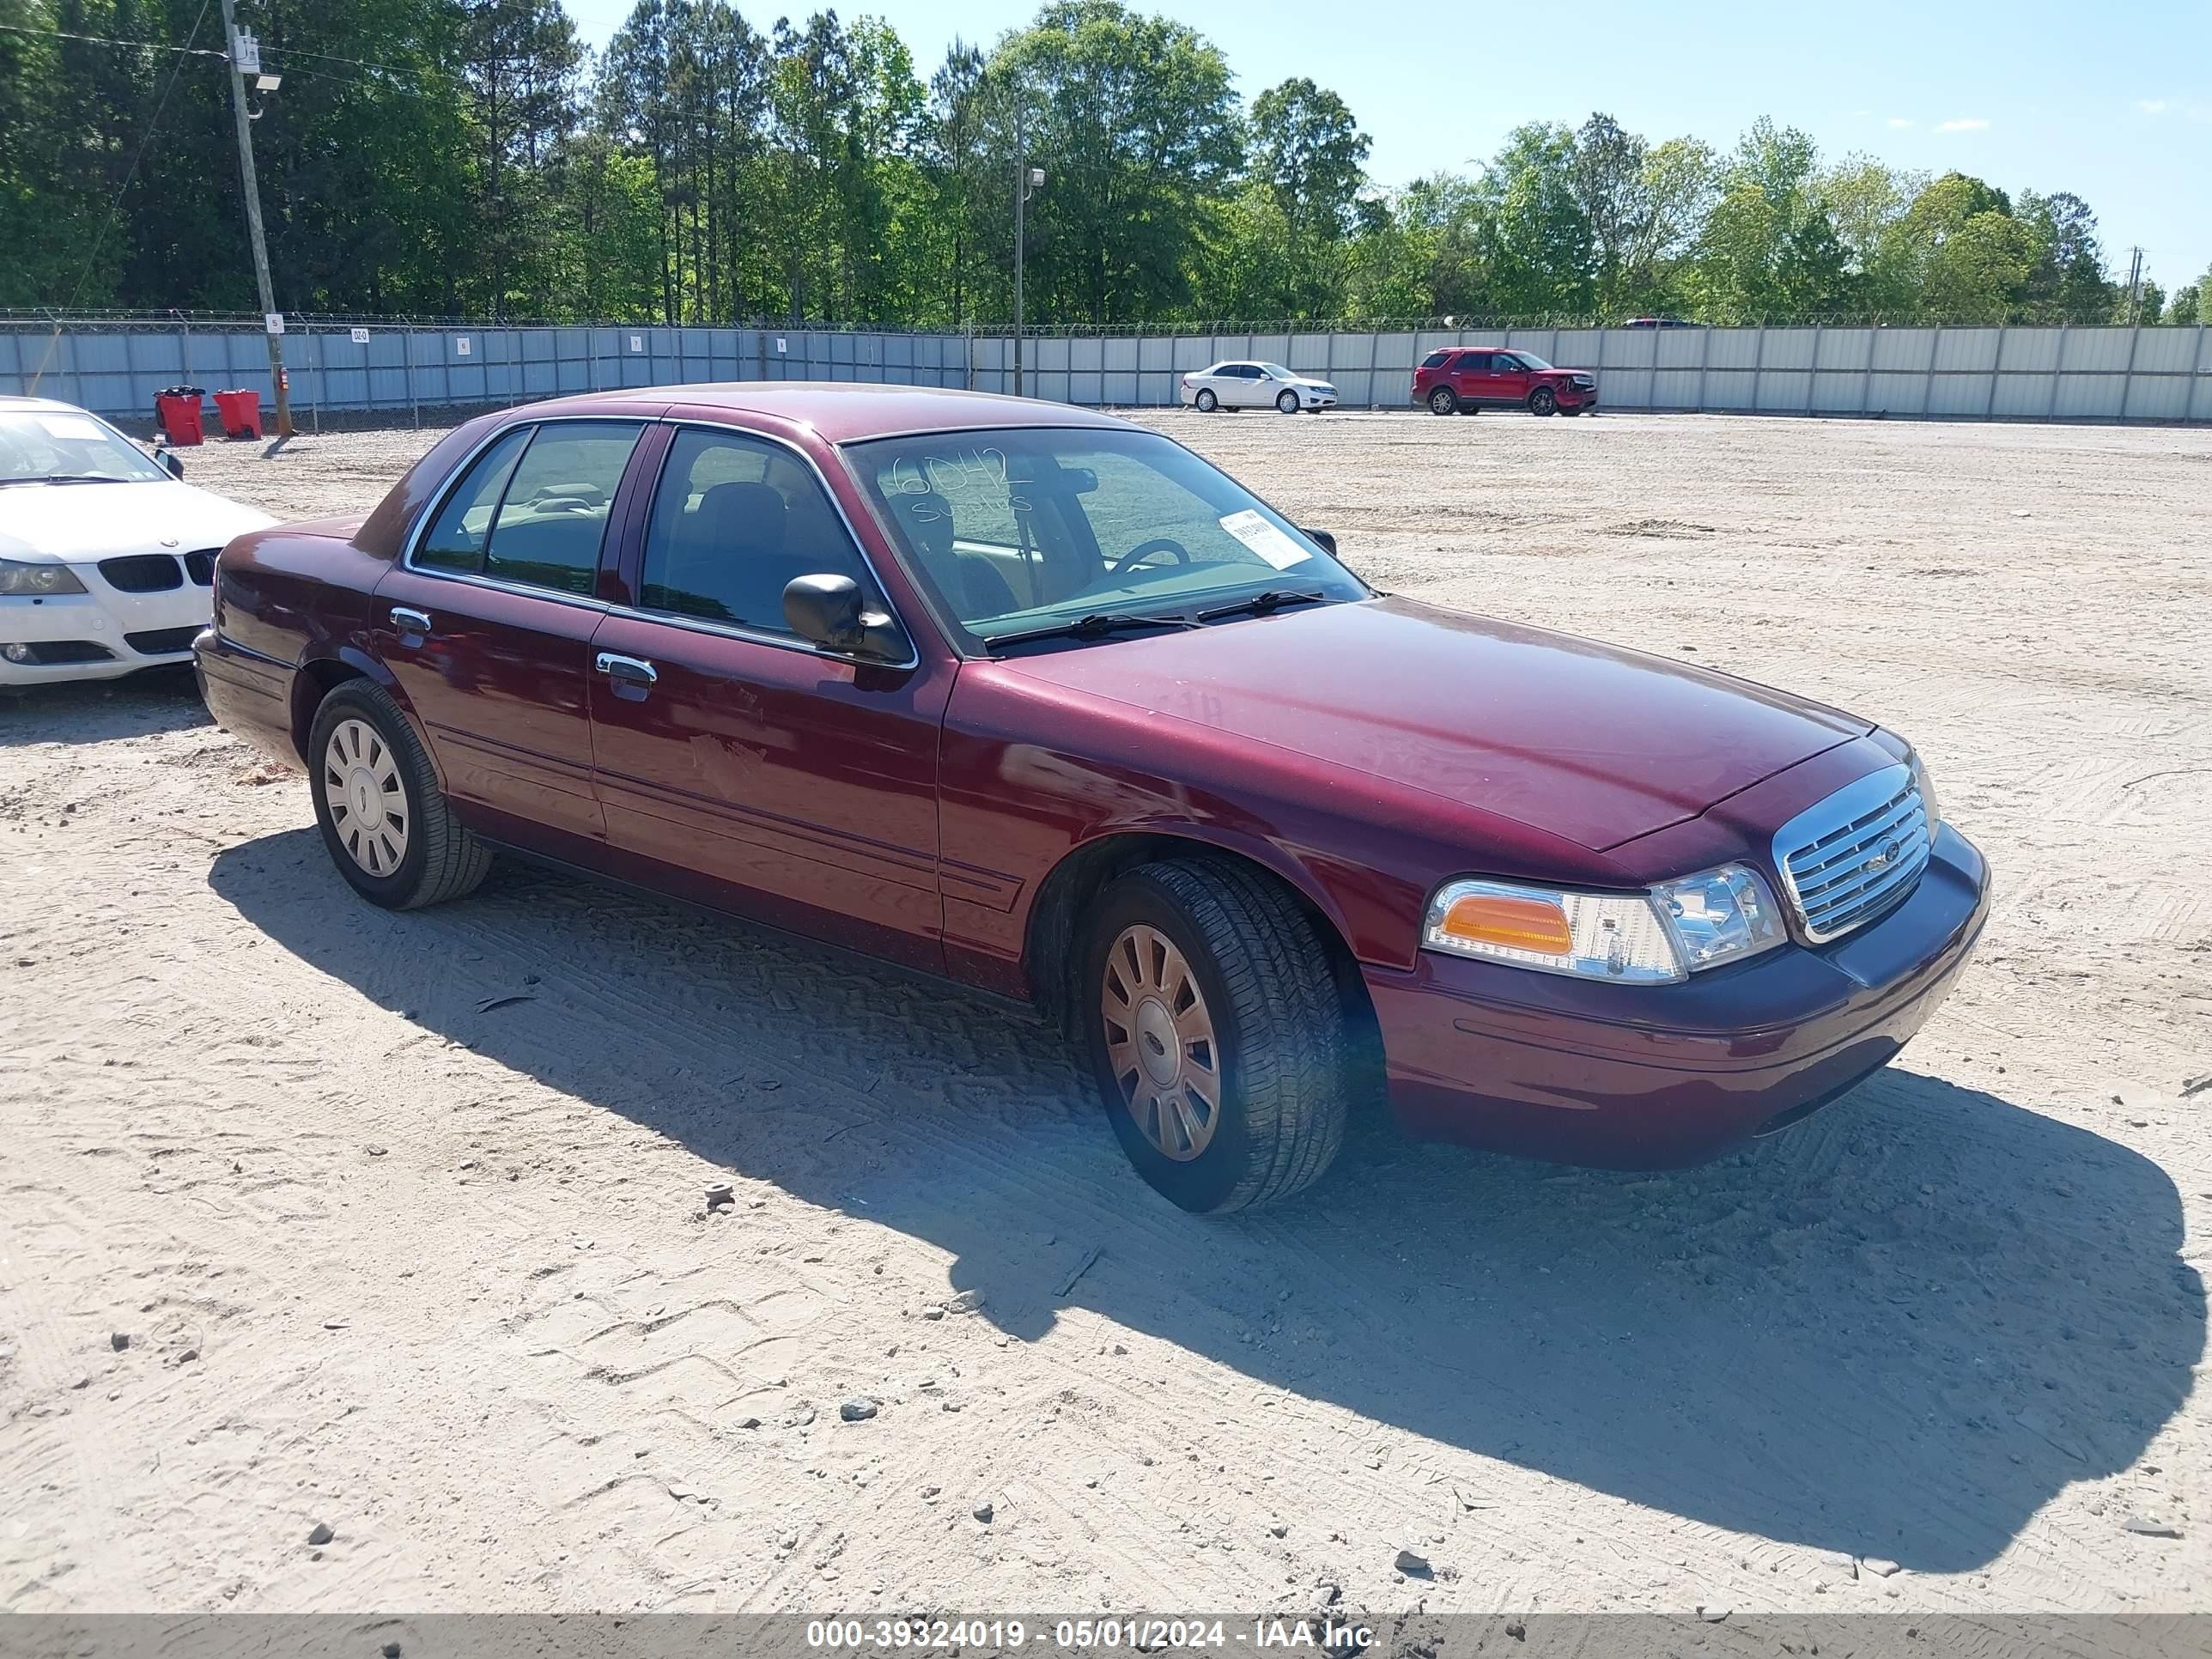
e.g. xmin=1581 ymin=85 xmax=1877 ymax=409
xmin=398 ymin=410 xmax=923 ymax=673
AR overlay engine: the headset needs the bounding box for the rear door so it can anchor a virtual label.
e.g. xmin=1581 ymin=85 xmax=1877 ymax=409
xmin=1449 ymin=351 xmax=1491 ymax=404
xmin=374 ymin=418 xmax=648 ymax=848
xmin=586 ymin=423 xmax=954 ymax=969
xmin=1222 ymin=364 xmax=1260 ymax=407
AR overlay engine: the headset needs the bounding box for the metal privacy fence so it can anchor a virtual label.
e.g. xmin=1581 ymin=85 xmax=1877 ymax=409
xmin=4 ymin=317 xmax=2209 ymax=426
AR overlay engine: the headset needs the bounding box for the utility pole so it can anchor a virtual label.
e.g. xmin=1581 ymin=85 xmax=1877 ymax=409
xmin=2124 ymin=246 xmax=2145 ymax=328
xmin=1012 ymin=106 xmax=1042 ymax=399
xmin=218 ymin=0 xmax=292 ymax=437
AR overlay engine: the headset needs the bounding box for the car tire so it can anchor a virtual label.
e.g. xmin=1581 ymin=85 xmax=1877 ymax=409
xmin=1276 ymin=389 xmax=1300 ymax=414
xmin=1427 ymin=386 xmax=1459 ymax=416
xmin=308 ymin=678 xmax=490 ymax=910
xmin=1080 ymin=857 xmax=1352 ymax=1213
xmin=1194 ymin=388 xmax=1217 ymax=412
xmin=1528 ymin=386 xmax=1558 ymax=416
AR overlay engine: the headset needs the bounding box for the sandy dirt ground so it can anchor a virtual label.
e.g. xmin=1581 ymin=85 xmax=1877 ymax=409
xmin=3 ymin=409 xmax=2209 ymax=1619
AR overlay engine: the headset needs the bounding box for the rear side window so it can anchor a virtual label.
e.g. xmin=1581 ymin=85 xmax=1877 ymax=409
xmin=483 ymin=422 xmax=642 ymax=595
xmin=1420 ymin=351 xmax=1449 ymax=368
xmin=1458 ymin=352 xmax=1492 ymax=372
xmin=416 ymin=428 xmax=531 ymax=574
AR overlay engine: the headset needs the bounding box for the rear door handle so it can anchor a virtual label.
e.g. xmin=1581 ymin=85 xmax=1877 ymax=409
xmin=594 ymin=652 xmax=658 ymax=698
xmin=390 ymin=606 xmax=432 ymax=636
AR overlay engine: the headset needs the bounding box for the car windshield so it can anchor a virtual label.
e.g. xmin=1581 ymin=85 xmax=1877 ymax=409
xmin=1255 ymin=362 xmax=1295 ymax=379
xmin=1510 ymin=351 xmax=1554 ymax=370
xmin=0 ymin=409 xmax=169 ymax=484
xmin=847 ymin=426 xmax=1370 ymax=649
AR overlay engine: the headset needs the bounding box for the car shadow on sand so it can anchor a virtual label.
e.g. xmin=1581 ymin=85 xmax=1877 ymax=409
xmin=209 ymin=831 xmax=2203 ymax=1577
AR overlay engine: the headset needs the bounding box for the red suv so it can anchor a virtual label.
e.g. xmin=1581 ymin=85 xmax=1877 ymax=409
xmin=1414 ymin=348 xmax=1596 ymax=416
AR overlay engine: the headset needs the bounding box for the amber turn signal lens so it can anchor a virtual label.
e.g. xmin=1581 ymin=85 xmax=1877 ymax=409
xmin=1437 ymin=892 xmax=1573 ymax=955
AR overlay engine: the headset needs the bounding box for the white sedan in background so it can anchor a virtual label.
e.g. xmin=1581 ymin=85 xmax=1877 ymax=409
xmin=1180 ymin=361 xmax=1339 ymax=413
xmin=0 ymin=397 xmax=275 ymax=687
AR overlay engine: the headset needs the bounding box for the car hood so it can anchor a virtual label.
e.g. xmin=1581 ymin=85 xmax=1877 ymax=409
xmin=0 ymin=480 xmax=276 ymax=562
xmin=994 ymin=596 xmax=1869 ymax=851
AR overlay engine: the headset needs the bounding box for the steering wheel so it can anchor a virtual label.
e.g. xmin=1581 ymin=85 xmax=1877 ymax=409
xmin=1109 ymin=537 xmax=1191 ymax=577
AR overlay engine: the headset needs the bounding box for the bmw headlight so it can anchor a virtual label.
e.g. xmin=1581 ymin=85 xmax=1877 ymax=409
xmin=1423 ymin=862 xmax=1787 ymax=984
xmin=0 ymin=558 xmax=87 ymax=597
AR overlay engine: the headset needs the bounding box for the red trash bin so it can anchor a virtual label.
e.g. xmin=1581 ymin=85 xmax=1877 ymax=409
xmin=154 ymin=388 xmax=204 ymax=447
xmin=211 ymin=389 xmax=263 ymax=441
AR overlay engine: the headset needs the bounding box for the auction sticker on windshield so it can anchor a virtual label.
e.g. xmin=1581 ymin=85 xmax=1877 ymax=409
xmin=1218 ymin=508 xmax=1310 ymax=570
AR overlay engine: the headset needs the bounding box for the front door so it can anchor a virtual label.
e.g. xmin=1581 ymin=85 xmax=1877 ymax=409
xmin=374 ymin=418 xmax=647 ymax=848
xmin=586 ymin=423 xmax=953 ymax=971
xmin=1486 ymin=352 xmax=1534 ymax=405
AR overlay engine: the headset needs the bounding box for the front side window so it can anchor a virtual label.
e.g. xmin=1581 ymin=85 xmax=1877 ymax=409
xmin=849 ymin=427 xmax=1370 ymax=649
xmin=638 ymin=428 xmax=873 ymax=635
xmin=1511 ymin=351 xmax=1555 ymax=370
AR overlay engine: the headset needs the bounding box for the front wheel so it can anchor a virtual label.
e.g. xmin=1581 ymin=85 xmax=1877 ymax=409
xmin=1194 ymin=388 xmax=1218 ymax=412
xmin=1426 ymin=386 xmax=1458 ymax=416
xmin=1276 ymin=389 xmax=1300 ymax=414
xmin=1528 ymin=386 xmax=1558 ymax=416
xmin=1081 ymin=859 xmax=1353 ymax=1213
xmin=308 ymin=678 xmax=491 ymax=908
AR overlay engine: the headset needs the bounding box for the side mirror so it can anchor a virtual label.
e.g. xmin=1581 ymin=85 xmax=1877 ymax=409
xmin=159 ymin=450 xmax=185 ymax=479
xmin=1299 ymin=527 xmax=1337 ymax=556
xmin=783 ymin=574 xmax=906 ymax=661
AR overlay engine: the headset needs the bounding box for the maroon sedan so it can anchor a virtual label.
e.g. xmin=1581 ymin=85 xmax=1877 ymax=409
xmin=194 ymin=386 xmax=1986 ymax=1212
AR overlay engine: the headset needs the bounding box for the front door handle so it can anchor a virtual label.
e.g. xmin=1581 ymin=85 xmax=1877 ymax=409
xmin=594 ymin=652 xmax=658 ymax=699
xmin=390 ymin=605 xmax=432 ymax=636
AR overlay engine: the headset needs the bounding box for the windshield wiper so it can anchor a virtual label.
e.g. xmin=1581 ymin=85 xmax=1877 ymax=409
xmin=981 ymin=611 xmax=1200 ymax=651
xmin=0 ymin=473 xmax=125 ymax=487
xmin=1194 ymin=589 xmax=1329 ymax=623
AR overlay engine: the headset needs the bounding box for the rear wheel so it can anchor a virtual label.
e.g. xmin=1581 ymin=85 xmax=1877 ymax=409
xmin=1276 ymin=388 xmax=1300 ymax=414
xmin=308 ymin=678 xmax=490 ymax=909
xmin=1528 ymin=386 xmax=1558 ymax=416
xmin=1427 ymin=386 xmax=1459 ymax=416
xmin=1194 ymin=387 xmax=1218 ymax=412
xmin=1081 ymin=858 xmax=1352 ymax=1212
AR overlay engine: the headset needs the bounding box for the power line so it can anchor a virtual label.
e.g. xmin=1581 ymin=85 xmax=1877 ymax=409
xmin=0 ymin=21 xmax=226 ymax=57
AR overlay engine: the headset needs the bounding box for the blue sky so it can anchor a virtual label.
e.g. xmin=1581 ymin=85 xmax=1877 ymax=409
xmin=566 ymin=0 xmax=2212 ymax=294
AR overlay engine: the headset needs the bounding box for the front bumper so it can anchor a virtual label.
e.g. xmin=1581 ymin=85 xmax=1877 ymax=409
xmin=1 ymin=574 xmax=213 ymax=685
xmin=1365 ymin=824 xmax=1989 ymax=1168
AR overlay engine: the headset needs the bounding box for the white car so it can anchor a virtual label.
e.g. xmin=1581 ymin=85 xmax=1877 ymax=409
xmin=0 ymin=396 xmax=275 ymax=687
xmin=1179 ymin=361 xmax=1339 ymax=413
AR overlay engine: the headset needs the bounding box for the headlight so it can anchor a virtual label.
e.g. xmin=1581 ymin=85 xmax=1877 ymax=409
xmin=1650 ymin=862 xmax=1785 ymax=972
xmin=1424 ymin=861 xmax=1788 ymax=984
xmin=0 ymin=558 xmax=87 ymax=597
xmin=1423 ymin=878 xmax=1684 ymax=984
xmin=1909 ymin=749 xmax=1942 ymax=841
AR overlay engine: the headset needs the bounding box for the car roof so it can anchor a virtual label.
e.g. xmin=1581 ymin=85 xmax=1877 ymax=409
xmin=0 ymin=394 xmax=87 ymax=414
xmin=511 ymin=381 xmax=1134 ymax=444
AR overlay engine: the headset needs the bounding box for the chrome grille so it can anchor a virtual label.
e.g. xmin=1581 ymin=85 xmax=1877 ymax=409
xmin=1772 ymin=763 xmax=1932 ymax=943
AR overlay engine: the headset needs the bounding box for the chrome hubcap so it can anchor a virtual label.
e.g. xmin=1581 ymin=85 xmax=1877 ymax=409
xmin=1101 ymin=924 xmax=1221 ymax=1162
xmin=325 ymin=718 xmax=409 ymax=877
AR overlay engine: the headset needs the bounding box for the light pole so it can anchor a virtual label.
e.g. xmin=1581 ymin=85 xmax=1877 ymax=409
xmin=217 ymin=0 xmax=292 ymax=436
xmin=1012 ymin=109 xmax=1043 ymax=398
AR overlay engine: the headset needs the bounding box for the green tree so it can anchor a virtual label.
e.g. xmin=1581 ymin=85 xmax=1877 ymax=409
xmin=986 ymin=0 xmax=1242 ymax=325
